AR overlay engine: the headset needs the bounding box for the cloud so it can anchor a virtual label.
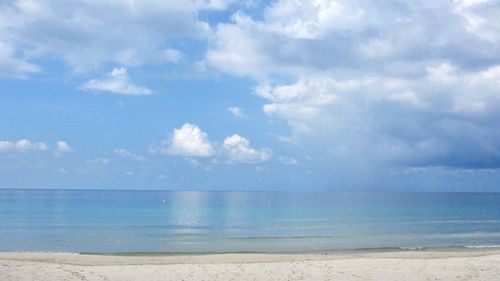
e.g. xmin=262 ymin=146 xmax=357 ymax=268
xmin=223 ymin=134 xmax=271 ymax=163
xmin=164 ymin=48 xmax=184 ymax=63
xmin=159 ymin=123 xmax=215 ymax=157
xmin=54 ymin=141 xmax=71 ymax=157
xmin=0 ymin=0 xmax=232 ymax=72
xmin=199 ymin=0 xmax=233 ymax=10
xmin=227 ymin=106 xmax=243 ymax=117
xmin=0 ymin=139 xmax=49 ymax=152
xmin=0 ymin=42 xmax=41 ymax=78
xmin=206 ymin=1 xmax=500 ymax=78
xmin=204 ymin=1 xmax=500 ymax=170
xmin=263 ymin=0 xmax=365 ymax=39
xmin=81 ymin=67 xmax=153 ymax=96
xmin=87 ymin=158 xmax=110 ymax=166
xmin=114 ymin=148 xmax=145 ymax=161
xmin=256 ymin=65 xmax=500 ymax=169
xmin=256 ymin=79 xmax=337 ymax=135
xmin=154 ymin=124 xmax=272 ymax=164
xmin=278 ymin=156 xmax=298 ymax=165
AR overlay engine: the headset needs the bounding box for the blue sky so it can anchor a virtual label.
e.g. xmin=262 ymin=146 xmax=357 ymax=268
xmin=1 ymin=0 xmax=500 ymax=191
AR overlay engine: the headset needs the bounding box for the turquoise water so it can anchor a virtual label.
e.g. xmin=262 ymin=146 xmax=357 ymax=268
xmin=2 ymin=189 xmax=500 ymax=253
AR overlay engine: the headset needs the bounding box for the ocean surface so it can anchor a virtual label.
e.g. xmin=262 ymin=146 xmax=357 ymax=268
xmin=2 ymin=189 xmax=500 ymax=254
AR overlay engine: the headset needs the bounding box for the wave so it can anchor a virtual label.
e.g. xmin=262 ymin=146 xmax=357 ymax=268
xmin=80 ymin=245 xmax=500 ymax=256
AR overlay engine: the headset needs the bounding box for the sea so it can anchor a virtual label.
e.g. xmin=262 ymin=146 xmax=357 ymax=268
xmin=2 ymin=189 xmax=500 ymax=254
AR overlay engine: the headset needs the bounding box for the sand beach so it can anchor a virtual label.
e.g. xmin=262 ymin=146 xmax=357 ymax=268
xmin=2 ymin=250 xmax=500 ymax=281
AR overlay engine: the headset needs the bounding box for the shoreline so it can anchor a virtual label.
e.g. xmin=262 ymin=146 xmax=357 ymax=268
xmin=2 ymin=248 xmax=500 ymax=264
xmin=2 ymin=250 xmax=500 ymax=280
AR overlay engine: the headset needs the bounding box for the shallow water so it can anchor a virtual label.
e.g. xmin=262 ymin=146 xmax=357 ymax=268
xmin=2 ymin=189 xmax=500 ymax=253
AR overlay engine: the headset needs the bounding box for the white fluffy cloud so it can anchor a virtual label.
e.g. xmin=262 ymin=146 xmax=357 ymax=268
xmin=256 ymin=79 xmax=337 ymax=135
xmin=0 ymin=0 xmax=231 ymax=73
xmin=154 ymin=124 xmax=272 ymax=164
xmin=54 ymin=140 xmax=71 ymax=157
xmin=207 ymin=1 xmax=500 ymax=78
xmin=0 ymin=139 xmax=74 ymax=158
xmin=81 ymin=67 xmax=153 ymax=96
xmin=114 ymin=148 xmax=145 ymax=161
xmin=227 ymin=106 xmax=243 ymax=117
xmin=161 ymin=123 xmax=215 ymax=157
xmin=0 ymin=139 xmax=49 ymax=152
xmin=263 ymin=0 xmax=365 ymax=39
xmin=223 ymin=134 xmax=271 ymax=163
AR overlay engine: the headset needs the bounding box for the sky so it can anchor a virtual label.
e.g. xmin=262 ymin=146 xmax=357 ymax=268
xmin=1 ymin=0 xmax=500 ymax=191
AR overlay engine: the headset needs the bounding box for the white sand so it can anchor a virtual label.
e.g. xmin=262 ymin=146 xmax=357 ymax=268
xmin=2 ymin=250 xmax=500 ymax=280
